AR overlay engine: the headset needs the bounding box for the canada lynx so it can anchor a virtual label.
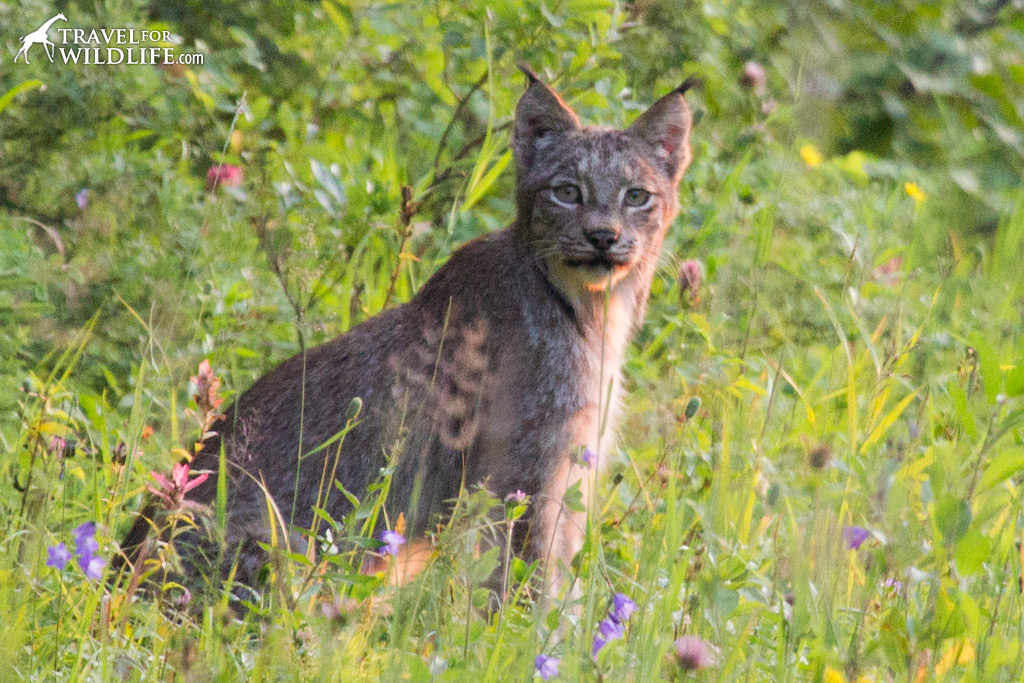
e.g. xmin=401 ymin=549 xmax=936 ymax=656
xmin=121 ymin=68 xmax=696 ymax=598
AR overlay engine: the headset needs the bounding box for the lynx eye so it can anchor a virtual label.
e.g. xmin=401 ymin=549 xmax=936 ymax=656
xmin=550 ymin=184 xmax=582 ymax=205
xmin=623 ymin=188 xmax=652 ymax=208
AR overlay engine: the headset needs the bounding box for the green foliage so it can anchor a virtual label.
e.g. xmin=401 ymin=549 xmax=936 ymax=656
xmin=1 ymin=0 xmax=1024 ymax=680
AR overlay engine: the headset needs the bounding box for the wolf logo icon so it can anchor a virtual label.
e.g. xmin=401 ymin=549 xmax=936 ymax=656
xmin=13 ymin=14 xmax=67 ymax=64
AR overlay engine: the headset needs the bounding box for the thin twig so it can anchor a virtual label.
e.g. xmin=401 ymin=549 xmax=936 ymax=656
xmin=381 ymin=186 xmax=417 ymax=309
xmin=252 ymin=213 xmax=308 ymax=350
xmin=432 ymin=72 xmax=489 ymax=176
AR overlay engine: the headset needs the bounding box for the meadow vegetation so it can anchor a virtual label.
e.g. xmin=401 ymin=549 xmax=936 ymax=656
xmin=1 ymin=0 xmax=1024 ymax=680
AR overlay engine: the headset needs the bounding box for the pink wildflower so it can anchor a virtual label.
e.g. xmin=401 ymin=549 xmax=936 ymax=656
xmin=206 ymin=164 xmax=243 ymax=192
xmin=148 ymin=463 xmax=209 ymax=511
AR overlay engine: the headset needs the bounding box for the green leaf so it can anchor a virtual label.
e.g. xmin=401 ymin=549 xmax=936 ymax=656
xmin=0 ymin=80 xmax=44 ymax=116
xmin=217 ymin=440 xmax=228 ymax=530
xmin=949 ymin=382 xmax=978 ymax=441
xmin=953 ymin=529 xmax=990 ymax=575
xmin=861 ymin=389 xmax=919 ymax=453
xmin=978 ymin=447 xmax=1024 ymax=492
xmin=1006 ymin=363 xmax=1024 ymax=398
xmin=563 ymin=481 xmax=586 ymax=513
xmin=714 ymin=586 xmax=739 ymax=617
xmin=461 ymin=149 xmax=511 ymax=213
xmin=935 ymin=496 xmax=972 ymax=545
xmin=471 ymin=546 xmax=501 ymax=584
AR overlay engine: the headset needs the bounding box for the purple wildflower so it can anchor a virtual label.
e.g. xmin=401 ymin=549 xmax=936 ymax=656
xmin=71 ymin=521 xmax=95 ymax=543
xmin=81 ymin=554 xmax=106 ymax=580
xmin=75 ymin=189 xmax=90 ymax=209
xmin=505 ymin=490 xmax=527 ymax=504
xmin=380 ymin=529 xmax=406 ymax=556
xmin=72 ymin=522 xmax=99 ymax=559
xmin=883 ymin=577 xmax=903 ymax=593
xmin=581 ymin=448 xmax=596 ymax=469
xmin=592 ymin=616 xmax=625 ymax=659
xmin=842 ymin=525 xmax=870 ymax=550
xmin=46 ymin=543 xmax=71 ymax=570
xmin=673 ymin=636 xmax=716 ymax=671
xmin=534 ymin=654 xmax=560 ymax=680
xmin=610 ymin=593 xmax=637 ymax=622
xmin=71 ymin=521 xmax=105 ymax=579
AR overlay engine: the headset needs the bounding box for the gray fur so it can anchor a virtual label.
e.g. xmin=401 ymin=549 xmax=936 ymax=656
xmin=125 ymin=72 xmax=695 ymax=594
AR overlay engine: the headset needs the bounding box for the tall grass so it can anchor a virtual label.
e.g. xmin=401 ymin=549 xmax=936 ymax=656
xmin=6 ymin=166 xmax=1024 ymax=680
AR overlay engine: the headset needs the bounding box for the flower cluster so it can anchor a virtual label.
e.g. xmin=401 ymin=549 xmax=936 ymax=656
xmin=592 ymin=593 xmax=637 ymax=659
xmin=190 ymin=359 xmax=225 ymax=432
xmin=48 ymin=522 xmax=105 ymax=580
xmin=149 ymin=462 xmax=209 ymax=513
xmin=73 ymin=522 xmax=106 ymax=580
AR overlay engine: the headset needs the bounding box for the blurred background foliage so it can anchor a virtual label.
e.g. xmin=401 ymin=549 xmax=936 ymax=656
xmin=2 ymin=0 xmax=1024 ymax=679
xmin=2 ymin=0 xmax=1022 ymax=413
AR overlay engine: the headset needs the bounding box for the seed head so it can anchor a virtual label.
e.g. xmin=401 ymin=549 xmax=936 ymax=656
xmin=809 ymin=444 xmax=831 ymax=469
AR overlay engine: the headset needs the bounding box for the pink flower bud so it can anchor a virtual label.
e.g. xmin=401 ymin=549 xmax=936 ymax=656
xmin=206 ymin=164 xmax=243 ymax=192
xmin=678 ymin=259 xmax=705 ymax=305
xmin=740 ymin=61 xmax=767 ymax=95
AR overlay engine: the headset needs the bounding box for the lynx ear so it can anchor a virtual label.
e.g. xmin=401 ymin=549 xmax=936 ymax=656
xmin=628 ymin=77 xmax=699 ymax=184
xmin=513 ymin=65 xmax=581 ymax=173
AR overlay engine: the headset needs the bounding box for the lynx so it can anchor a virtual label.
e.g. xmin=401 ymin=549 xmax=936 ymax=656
xmin=120 ymin=67 xmax=696 ymax=599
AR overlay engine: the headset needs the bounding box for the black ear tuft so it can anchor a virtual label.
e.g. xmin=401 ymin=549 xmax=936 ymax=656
xmin=628 ymin=80 xmax=696 ymax=184
xmin=512 ymin=70 xmax=580 ymax=174
xmin=517 ymin=63 xmax=542 ymax=85
xmin=673 ymin=76 xmax=703 ymax=97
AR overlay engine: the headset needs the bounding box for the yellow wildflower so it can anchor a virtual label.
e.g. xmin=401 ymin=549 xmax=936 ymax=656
xmin=904 ymin=181 xmax=925 ymax=203
xmin=800 ymin=144 xmax=823 ymax=168
xmin=935 ymin=639 xmax=975 ymax=675
xmin=823 ymin=666 xmax=845 ymax=683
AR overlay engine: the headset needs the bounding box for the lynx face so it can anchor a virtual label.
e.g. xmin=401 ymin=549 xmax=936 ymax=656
xmin=512 ymin=72 xmax=694 ymax=294
xmin=528 ymin=130 xmax=675 ymax=291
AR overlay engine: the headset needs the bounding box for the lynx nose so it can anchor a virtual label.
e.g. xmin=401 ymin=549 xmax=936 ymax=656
xmin=585 ymin=228 xmax=619 ymax=251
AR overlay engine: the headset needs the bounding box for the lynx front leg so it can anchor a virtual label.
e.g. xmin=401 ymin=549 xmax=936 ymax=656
xmin=533 ymin=454 xmax=590 ymax=605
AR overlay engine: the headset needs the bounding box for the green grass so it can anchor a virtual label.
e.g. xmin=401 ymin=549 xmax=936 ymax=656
xmin=2 ymin=0 xmax=1024 ymax=680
